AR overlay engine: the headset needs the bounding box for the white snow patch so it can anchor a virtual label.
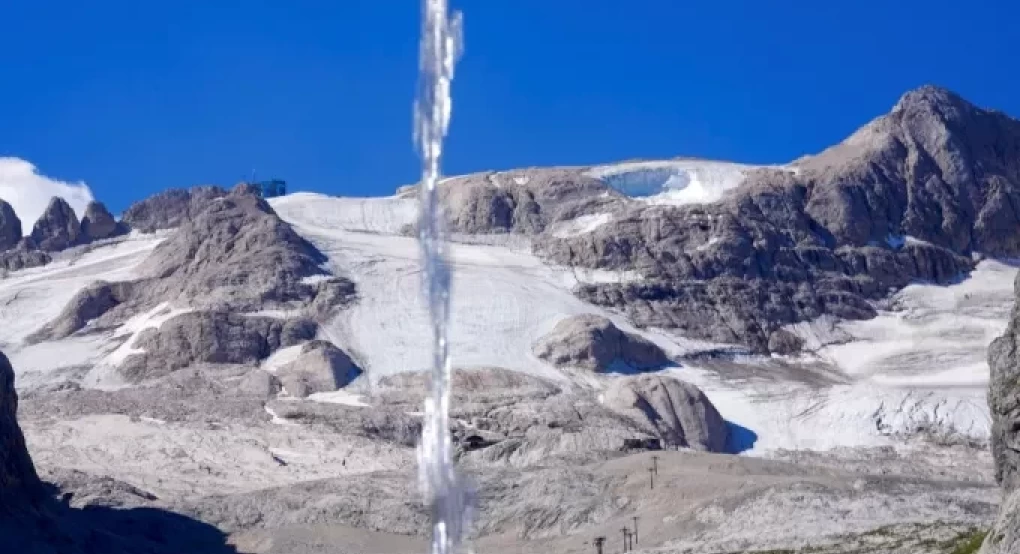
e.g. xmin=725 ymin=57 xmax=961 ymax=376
xmin=695 ymin=236 xmax=722 ymax=252
xmin=261 ymin=344 xmax=305 ymax=374
xmin=264 ymin=405 xmax=297 ymax=426
xmin=307 ymin=389 xmax=370 ymax=407
xmin=300 ymin=274 xmax=334 ymax=285
xmin=140 ymin=416 xmax=167 ymax=425
xmin=561 ymin=268 xmax=644 ymax=285
xmin=549 ymin=213 xmax=612 ymax=238
xmin=885 ymin=234 xmax=935 ymax=249
xmin=105 ymin=302 xmax=193 ymax=366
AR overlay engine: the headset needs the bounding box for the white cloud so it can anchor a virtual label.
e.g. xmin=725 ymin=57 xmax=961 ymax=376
xmin=0 ymin=157 xmax=95 ymax=233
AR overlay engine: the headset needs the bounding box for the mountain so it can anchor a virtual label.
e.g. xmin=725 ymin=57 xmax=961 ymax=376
xmin=0 ymin=85 xmax=1015 ymax=552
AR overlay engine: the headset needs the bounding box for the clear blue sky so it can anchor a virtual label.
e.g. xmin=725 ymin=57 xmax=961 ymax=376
xmin=2 ymin=0 xmax=1017 ymax=214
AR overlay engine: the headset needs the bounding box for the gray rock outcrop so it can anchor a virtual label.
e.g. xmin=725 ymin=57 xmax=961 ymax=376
xmin=0 ymin=349 xmax=42 ymax=505
xmin=277 ymin=340 xmax=361 ymax=398
xmin=602 ymin=374 xmax=728 ymax=452
xmin=134 ymin=191 xmax=330 ymax=311
xmin=120 ymin=186 xmax=227 ymax=233
xmin=120 ymin=311 xmax=317 ymax=382
xmin=407 ymin=168 xmax=619 ymax=235
xmin=0 ymin=199 xmax=22 ymax=251
xmin=79 ymin=201 xmax=122 ymax=241
xmin=532 ymin=314 xmax=669 ymax=372
xmin=984 ymin=269 xmax=1020 ymax=553
xmin=30 ymin=197 xmax=82 ymax=251
xmin=32 ymin=186 xmax=355 ymax=384
xmin=0 ymin=242 xmax=50 ymax=273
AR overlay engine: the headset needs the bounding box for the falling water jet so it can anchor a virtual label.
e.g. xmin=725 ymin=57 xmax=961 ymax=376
xmin=414 ymin=1 xmax=469 ymax=554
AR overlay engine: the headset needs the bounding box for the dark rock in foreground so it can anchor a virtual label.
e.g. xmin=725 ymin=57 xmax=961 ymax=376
xmin=0 ymin=349 xmax=42 ymax=506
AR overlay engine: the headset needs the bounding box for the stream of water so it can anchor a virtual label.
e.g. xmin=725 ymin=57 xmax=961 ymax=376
xmin=414 ymin=1 xmax=469 ymax=553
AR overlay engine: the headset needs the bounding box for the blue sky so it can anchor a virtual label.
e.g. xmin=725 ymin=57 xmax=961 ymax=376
xmin=1 ymin=0 xmax=1018 ymax=215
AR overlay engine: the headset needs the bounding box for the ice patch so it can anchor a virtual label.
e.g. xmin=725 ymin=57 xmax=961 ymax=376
xmin=300 ymin=274 xmax=334 ymax=285
xmin=586 ymin=160 xmax=793 ymax=206
xmin=549 ymin=213 xmax=612 ymax=238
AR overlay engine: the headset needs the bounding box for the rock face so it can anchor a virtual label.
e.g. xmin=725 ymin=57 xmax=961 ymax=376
xmin=30 ymin=197 xmax=82 ymax=251
xmin=0 ymin=350 xmax=42 ymax=505
xmin=530 ymin=86 xmax=1013 ymax=352
xmin=603 ymin=374 xmax=729 ymax=452
xmin=416 ymin=168 xmax=619 ymax=235
xmin=0 ymin=243 xmax=50 ymax=273
xmin=277 ymin=340 xmax=361 ymax=398
xmin=532 ymin=314 xmax=669 ymax=372
xmin=120 ymin=311 xmax=317 ymax=382
xmin=0 ymin=199 xmax=22 ymax=251
xmin=120 ymin=186 xmax=227 ymax=233
xmin=79 ymin=201 xmax=121 ymax=241
xmin=985 ymin=272 xmax=1020 ymax=553
xmin=135 ymin=191 xmax=330 ymax=311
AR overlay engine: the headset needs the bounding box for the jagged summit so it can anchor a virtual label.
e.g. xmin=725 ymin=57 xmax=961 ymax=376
xmin=892 ymin=84 xmax=973 ymax=114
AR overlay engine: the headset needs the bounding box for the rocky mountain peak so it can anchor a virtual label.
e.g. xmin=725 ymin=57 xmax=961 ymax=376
xmin=80 ymin=200 xmax=122 ymax=241
xmin=0 ymin=199 xmax=21 ymax=252
xmin=891 ymin=84 xmax=973 ymax=116
xmin=30 ymin=196 xmax=82 ymax=252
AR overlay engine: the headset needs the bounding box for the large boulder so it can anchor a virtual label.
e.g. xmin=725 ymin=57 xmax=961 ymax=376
xmin=532 ymin=314 xmax=670 ymax=372
xmin=30 ymin=197 xmax=82 ymax=251
xmin=79 ymin=201 xmax=122 ymax=241
xmin=603 ymin=374 xmax=728 ymax=452
xmin=120 ymin=186 xmax=227 ymax=233
xmin=0 ymin=199 xmax=22 ymax=251
xmin=0 ymin=350 xmax=42 ymax=505
xmin=277 ymin=340 xmax=361 ymax=398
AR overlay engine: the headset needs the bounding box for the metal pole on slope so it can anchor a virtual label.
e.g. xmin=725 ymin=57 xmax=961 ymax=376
xmin=632 ymin=516 xmax=639 ymax=545
xmin=651 ymin=455 xmax=659 ymax=476
xmin=621 ymin=527 xmax=630 ymax=552
xmin=648 ymin=467 xmax=655 ymax=489
xmin=594 ymin=536 xmax=605 ymax=554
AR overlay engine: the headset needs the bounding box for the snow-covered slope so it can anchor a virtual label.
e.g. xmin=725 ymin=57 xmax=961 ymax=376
xmin=0 ymin=233 xmax=167 ymax=388
xmin=585 ymin=159 xmax=794 ymax=205
xmin=0 ymin=190 xmax=1003 ymax=456
xmin=268 ymin=192 xmax=1007 ymax=454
